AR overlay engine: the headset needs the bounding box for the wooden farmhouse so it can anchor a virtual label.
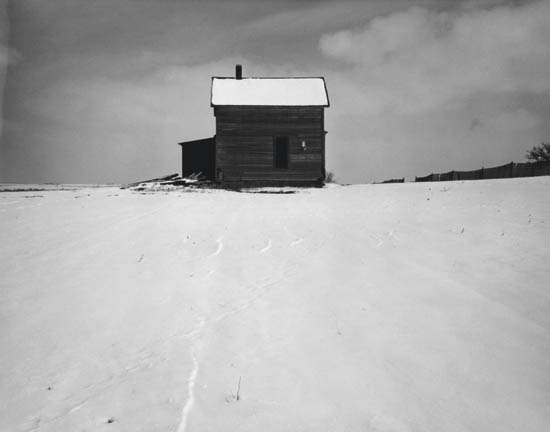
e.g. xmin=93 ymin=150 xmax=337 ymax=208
xmin=178 ymin=65 xmax=329 ymax=187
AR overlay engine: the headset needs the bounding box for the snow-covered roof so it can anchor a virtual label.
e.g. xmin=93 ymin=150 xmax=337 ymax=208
xmin=211 ymin=77 xmax=329 ymax=107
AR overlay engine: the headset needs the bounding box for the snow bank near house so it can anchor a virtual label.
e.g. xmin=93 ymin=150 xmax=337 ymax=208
xmin=1 ymin=178 xmax=549 ymax=432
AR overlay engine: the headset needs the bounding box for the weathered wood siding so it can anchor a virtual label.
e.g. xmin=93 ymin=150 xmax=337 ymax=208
xmin=214 ymin=106 xmax=325 ymax=184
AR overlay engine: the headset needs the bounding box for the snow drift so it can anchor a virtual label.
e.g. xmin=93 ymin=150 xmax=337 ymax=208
xmin=1 ymin=178 xmax=549 ymax=432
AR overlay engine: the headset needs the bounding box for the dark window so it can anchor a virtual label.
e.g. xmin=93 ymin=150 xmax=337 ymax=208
xmin=274 ymin=136 xmax=289 ymax=169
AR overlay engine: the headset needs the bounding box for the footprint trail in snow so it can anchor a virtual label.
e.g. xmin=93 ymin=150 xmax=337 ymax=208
xmin=210 ymin=237 xmax=224 ymax=257
xmin=176 ymin=318 xmax=205 ymax=432
xmin=260 ymin=239 xmax=272 ymax=253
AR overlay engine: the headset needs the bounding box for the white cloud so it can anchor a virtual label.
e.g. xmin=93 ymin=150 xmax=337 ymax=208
xmin=319 ymin=1 xmax=550 ymax=114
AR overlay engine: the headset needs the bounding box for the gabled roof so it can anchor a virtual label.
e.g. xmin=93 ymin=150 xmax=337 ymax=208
xmin=211 ymin=77 xmax=329 ymax=107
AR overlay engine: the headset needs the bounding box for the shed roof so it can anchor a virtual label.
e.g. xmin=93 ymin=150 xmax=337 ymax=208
xmin=211 ymin=77 xmax=329 ymax=107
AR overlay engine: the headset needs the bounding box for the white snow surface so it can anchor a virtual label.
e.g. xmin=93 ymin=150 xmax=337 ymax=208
xmin=211 ymin=78 xmax=329 ymax=106
xmin=1 ymin=178 xmax=549 ymax=432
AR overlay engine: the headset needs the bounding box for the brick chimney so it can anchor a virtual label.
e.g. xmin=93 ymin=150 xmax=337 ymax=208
xmin=236 ymin=64 xmax=242 ymax=80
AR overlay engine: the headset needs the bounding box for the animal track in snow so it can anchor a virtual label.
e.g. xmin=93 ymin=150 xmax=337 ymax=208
xmin=210 ymin=237 xmax=223 ymax=257
xmin=175 ymin=318 xmax=205 ymax=432
xmin=260 ymin=239 xmax=272 ymax=253
xmin=290 ymin=238 xmax=303 ymax=246
xmin=176 ymin=350 xmax=199 ymax=432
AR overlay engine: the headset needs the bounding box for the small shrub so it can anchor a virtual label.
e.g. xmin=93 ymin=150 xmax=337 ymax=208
xmin=325 ymin=171 xmax=336 ymax=183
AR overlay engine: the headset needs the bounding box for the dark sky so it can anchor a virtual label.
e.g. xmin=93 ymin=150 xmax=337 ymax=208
xmin=1 ymin=0 xmax=549 ymax=184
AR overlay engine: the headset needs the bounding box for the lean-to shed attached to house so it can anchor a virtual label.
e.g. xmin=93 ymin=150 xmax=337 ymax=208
xmin=179 ymin=65 xmax=329 ymax=187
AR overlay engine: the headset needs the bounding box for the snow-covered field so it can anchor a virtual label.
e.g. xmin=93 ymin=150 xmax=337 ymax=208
xmin=1 ymin=178 xmax=549 ymax=432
